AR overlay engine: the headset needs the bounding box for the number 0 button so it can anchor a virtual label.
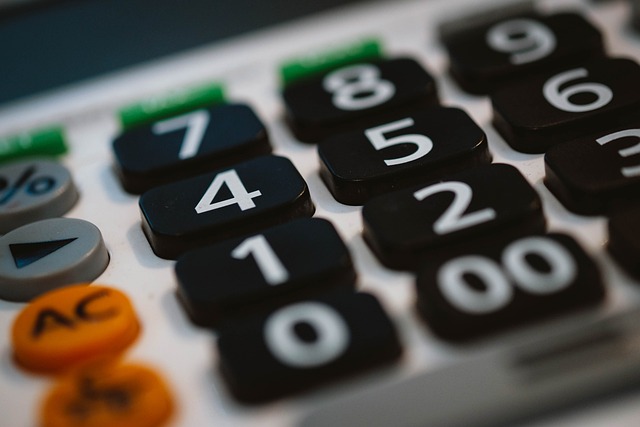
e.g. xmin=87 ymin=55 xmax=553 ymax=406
xmin=0 ymin=218 xmax=110 ymax=302
xmin=140 ymin=155 xmax=315 ymax=259
xmin=113 ymin=103 xmax=271 ymax=194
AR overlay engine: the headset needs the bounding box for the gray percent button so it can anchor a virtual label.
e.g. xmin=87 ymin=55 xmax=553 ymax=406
xmin=0 ymin=159 xmax=78 ymax=234
xmin=0 ymin=218 xmax=110 ymax=302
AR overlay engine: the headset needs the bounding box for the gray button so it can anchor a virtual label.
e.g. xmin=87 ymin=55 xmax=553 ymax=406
xmin=0 ymin=159 xmax=79 ymax=234
xmin=0 ymin=218 xmax=110 ymax=302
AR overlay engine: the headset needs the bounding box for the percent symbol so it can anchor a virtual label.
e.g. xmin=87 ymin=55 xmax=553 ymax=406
xmin=0 ymin=166 xmax=56 ymax=206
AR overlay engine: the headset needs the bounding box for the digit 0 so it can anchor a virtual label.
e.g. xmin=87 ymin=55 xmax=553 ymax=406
xmin=437 ymin=236 xmax=577 ymax=314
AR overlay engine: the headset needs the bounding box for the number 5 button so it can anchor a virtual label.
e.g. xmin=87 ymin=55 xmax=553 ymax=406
xmin=113 ymin=103 xmax=270 ymax=194
xmin=362 ymin=164 xmax=545 ymax=270
xmin=319 ymin=107 xmax=490 ymax=205
xmin=139 ymin=155 xmax=315 ymax=259
xmin=491 ymin=57 xmax=640 ymax=153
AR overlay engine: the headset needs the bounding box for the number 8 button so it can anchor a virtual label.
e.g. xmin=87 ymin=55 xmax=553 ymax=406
xmin=283 ymin=58 xmax=439 ymax=143
xmin=491 ymin=57 xmax=640 ymax=153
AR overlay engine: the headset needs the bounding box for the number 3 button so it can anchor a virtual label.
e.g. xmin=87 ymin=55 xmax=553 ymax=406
xmin=139 ymin=155 xmax=315 ymax=259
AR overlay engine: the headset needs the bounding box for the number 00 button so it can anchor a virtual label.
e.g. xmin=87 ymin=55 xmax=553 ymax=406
xmin=140 ymin=155 xmax=315 ymax=259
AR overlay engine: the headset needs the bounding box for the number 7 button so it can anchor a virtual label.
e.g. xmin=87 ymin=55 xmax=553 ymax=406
xmin=139 ymin=155 xmax=315 ymax=259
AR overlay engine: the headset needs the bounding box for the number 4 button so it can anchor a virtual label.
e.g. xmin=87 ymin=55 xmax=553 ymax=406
xmin=113 ymin=103 xmax=271 ymax=193
xmin=139 ymin=155 xmax=315 ymax=259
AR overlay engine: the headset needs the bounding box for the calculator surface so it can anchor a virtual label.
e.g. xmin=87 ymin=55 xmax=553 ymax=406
xmin=3 ymin=0 xmax=640 ymax=426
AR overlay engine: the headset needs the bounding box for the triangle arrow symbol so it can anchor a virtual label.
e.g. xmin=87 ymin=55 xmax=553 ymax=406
xmin=10 ymin=238 xmax=78 ymax=269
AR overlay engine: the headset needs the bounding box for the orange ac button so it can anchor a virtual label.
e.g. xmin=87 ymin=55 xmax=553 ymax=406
xmin=12 ymin=284 xmax=140 ymax=374
xmin=41 ymin=362 xmax=174 ymax=427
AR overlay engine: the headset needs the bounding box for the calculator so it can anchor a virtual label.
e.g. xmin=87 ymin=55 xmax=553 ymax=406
xmin=2 ymin=0 xmax=640 ymax=426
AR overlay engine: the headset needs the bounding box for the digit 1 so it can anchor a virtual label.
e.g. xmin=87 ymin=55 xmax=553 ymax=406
xmin=231 ymin=234 xmax=289 ymax=285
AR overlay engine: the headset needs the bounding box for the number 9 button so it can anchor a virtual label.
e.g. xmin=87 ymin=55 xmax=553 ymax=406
xmin=442 ymin=12 xmax=603 ymax=94
xmin=282 ymin=57 xmax=439 ymax=143
xmin=416 ymin=233 xmax=605 ymax=341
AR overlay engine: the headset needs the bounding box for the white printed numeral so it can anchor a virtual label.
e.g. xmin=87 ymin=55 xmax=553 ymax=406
xmin=365 ymin=118 xmax=433 ymax=166
xmin=195 ymin=169 xmax=261 ymax=214
xmin=414 ymin=181 xmax=496 ymax=235
xmin=543 ymin=68 xmax=613 ymax=113
xmin=323 ymin=64 xmax=395 ymax=111
xmin=231 ymin=235 xmax=289 ymax=285
xmin=486 ymin=19 xmax=556 ymax=65
xmin=264 ymin=302 xmax=350 ymax=368
xmin=152 ymin=109 xmax=210 ymax=159
xmin=596 ymin=129 xmax=640 ymax=178
xmin=438 ymin=236 xmax=577 ymax=314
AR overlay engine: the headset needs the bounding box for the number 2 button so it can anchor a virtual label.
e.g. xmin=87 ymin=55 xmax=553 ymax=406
xmin=113 ymin=104 xmax=270 ymax=193
xmin=492 ymin=58 xmax=640 ymax=153
xmin=139 ymin=155 xmax=315 ymax=259
xmin=283 ymin=58 xmax=439 ymax=143
xmin=362 ymin=164 xmax=544 ymax=270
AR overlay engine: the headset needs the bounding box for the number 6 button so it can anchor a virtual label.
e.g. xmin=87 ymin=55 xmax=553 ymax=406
xmin=113 ymin=103 xmax=270 ymax=193
xmin=491 ymin=58 xmax=640 ymax=153
xmin=139 ymin=155 xmax=315 ymax=259
xmin=362 ymin=164 xmax=544 ymax=270
xmin=416 ymin=233 xmax=605 ymax=341
xmin=175 ymin=218 xmax=356 ymax=327
xmin=319 ymin=107 xmax=490 ymax=205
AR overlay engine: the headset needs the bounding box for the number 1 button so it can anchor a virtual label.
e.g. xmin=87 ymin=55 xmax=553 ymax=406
xmin=139 ymin=155 xmax=315 ymax=259
xmin=113 ymin=103 xmax=270 ymax=193
xmin=175 ymin=218 xmax=355 ymax=328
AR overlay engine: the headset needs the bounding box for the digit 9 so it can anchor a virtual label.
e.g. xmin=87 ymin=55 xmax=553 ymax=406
xmin=486 ymin=18 xmax=556 ymax=65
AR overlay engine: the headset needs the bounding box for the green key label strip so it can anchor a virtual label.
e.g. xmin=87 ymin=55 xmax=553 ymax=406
xmin=119 ymin=82 xmax=226 ymax=130
xmin=0 ymin=127 xmax=67 ymax=164
xmin=280 ymin=38 xmax=383 ymax=86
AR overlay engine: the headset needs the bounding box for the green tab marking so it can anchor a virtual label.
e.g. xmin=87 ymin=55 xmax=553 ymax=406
xmin=280 ymin=38 xmax=383 ymax=86
xmin=119 ymin=81 xmax=226 ymax=130
xmin=0 ymin=127 xmax=67 ymax=164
